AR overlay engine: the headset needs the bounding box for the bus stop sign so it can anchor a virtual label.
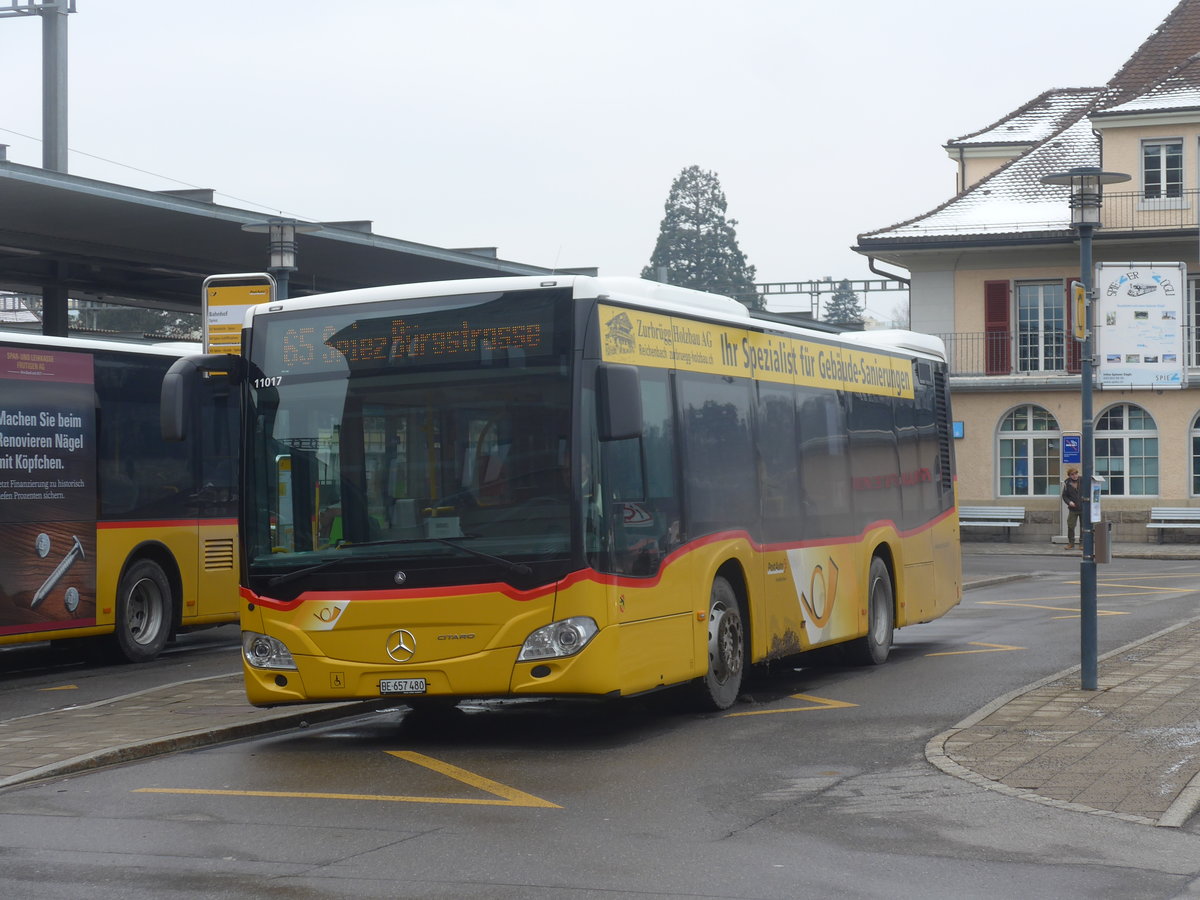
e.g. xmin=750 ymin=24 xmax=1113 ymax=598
xmin=1062 ymin=432 xmax=1082 ymax=466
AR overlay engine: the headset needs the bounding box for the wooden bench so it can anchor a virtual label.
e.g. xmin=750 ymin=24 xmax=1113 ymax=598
xmin=1147 ymin=507 xmax=1200 ymax=543
xmin=958 ymin=506 xmax=1025 ymax=541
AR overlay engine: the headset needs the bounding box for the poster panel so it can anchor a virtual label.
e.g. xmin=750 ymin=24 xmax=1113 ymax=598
xmin=204 ymin=274 xmax=274 ymax=355
xmin=0 ymin=345 xmax=97 ymax=634
xmin=1096 ymin=262 xmax=1187 ymax=389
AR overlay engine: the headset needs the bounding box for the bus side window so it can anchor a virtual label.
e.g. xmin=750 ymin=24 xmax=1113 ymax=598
xmin=97 ymin=353 xmax=195 ymax=518
xmin=797 ymin=390 xmax=851 ymax=539
xmin=677 ymin=372 xmax=758 ymax=541
xmin=603 ymin=369 xmax=679 ymax=577
xmin=757 ymin=383 xmax=802 ymax=541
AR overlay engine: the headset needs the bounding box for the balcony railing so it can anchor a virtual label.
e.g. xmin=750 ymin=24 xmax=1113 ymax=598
xmin=937 ymin=328 xmax=1200 ymax=377
xmin=903 ymin=190 xmax=1200 ymax=237
xmin=1100 ymin=190 xmax=1200 ymax=232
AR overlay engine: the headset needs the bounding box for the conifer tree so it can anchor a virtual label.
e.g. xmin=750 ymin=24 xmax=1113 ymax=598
xmin=641 ymin=165 xmax=761 ymax=310
xmin=823 ymin=279 xmax=865 ymax=325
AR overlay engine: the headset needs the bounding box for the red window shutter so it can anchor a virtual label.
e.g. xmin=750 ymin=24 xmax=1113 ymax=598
xmin=984 ymin=280 xmax=1010 ymax=375
xmin=1065 ymin=281 xmax=1081 ymax=373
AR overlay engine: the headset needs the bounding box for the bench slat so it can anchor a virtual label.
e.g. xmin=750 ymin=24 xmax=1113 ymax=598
xmin=959 ymin=507 xmax=1025 ymax=541
xmin=1147 ymin=508 xmax=1200 ymax=542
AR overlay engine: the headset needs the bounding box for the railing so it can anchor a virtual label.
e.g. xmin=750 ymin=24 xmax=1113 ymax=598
xmin=1100 ymin=190 xmax=1200 ymax=232
xmin=900 ymin=190 xmax=1200 ymax=237
xmin=937 ymin=331 xmax=1065 ymax=377
xmin=937 ymin=328 xmax=1200 ymax=376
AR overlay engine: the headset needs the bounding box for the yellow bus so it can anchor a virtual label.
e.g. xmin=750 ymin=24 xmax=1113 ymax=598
xmin=165 ymin=276 xmax=960 ymax=710
xmin=0 ymin=333 xmax=239 ymax=662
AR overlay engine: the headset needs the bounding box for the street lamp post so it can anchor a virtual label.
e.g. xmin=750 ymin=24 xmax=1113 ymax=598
xmin=241 ymin=218 xmax=321 ymax=301
xmin=1040 ymin=166 xmax=1129 ymax=691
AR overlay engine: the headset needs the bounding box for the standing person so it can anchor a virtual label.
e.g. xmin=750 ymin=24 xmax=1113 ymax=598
xmin=1061 ymin=467 xmax=1083 ymax=551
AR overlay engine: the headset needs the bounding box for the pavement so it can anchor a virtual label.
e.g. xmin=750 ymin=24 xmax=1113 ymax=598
xmin=3 ymin=540 xmax=1200 ymax=828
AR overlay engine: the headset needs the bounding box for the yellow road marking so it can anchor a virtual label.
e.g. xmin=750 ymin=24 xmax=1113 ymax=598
xmin=979 ymin=599 xmax=1084 ymax=612
xmin=1086 ymin=573 xmax=1200 ymax=580
xmin=39 ymin=684 xmax=78 ymax=691
xmin=979 ymin=599 xmax=1129 ymax=616
xmin=386 ymin=751 xmax=559 ymax=807
xmin=926 ymin=641 xmax=1024 ymax=657
xmin=136 ymin=750 xmax=560 ymax=808
xmin=1070 ymin=586 xmax=1190 ymax=597
xmin=1097 ymin=584 xmax=1198 ymax=593
xmin=726 ymin=692 xmax=857 ymax=718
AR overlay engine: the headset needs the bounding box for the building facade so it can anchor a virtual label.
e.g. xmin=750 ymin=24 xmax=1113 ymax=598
xmin=856 ymin=0 xmax=1200 ymax=543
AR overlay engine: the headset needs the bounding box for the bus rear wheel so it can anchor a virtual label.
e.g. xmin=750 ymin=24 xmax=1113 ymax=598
xmin=112 ymin=559 xmax=173 ymax=663
xmin=696 ymin=575 xmax=745 ymax=711
xmin=850 ymin=557 xmax=894 ymax=666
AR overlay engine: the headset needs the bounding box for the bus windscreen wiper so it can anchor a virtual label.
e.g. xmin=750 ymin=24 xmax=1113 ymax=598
xmin=266 ymin=556 xmax=352 ymax=589
xmin=346 ymin=536 xmax=533 ymax=576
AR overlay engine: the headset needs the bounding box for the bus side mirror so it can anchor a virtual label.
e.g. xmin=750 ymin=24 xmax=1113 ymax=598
xmin=597 ymin=363 xmax=642 ymax=441
xmin=161 ymin=354 xmax=243 ymax=442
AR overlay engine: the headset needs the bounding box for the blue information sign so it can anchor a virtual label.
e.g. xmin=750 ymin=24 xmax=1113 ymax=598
xmin=1062 ymin=433 xmax=1082 ymax=466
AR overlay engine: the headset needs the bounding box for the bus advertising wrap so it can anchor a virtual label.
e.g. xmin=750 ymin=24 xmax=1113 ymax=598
xmin=598 ymin=305 xmax=914 ymax=398
xmin=0 ymin=346 xmax=97 ymax=633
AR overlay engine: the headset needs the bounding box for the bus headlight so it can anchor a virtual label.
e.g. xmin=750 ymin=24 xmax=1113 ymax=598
xmin=518 ymin=617 xmax=599 ymax=661
xmin=242 ymin=631 xmax=297 ymax=670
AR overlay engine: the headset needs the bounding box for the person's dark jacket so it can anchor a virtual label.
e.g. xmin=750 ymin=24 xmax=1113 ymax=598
xmin=1062 ymin=477 xmax=1082 ymax=510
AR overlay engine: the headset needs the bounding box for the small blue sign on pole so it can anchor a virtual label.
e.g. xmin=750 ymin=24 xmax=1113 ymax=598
xmin=1062 ymin=432 xmax=1082 ymax=466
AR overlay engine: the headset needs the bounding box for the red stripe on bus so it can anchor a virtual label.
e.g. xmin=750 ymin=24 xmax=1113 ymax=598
xmin=242 ymin=578 xmax=564 ymax=610
xmin=242 ymin=507 xmax=957 ymax=608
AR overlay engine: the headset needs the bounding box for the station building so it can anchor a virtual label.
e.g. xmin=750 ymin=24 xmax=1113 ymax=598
xmin=856 ymin=0 xmax=1200 ymax=543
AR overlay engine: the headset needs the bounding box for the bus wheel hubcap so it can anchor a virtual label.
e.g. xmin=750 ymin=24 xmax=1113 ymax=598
xmin=709 ymin=605 xmax=743 ymax=685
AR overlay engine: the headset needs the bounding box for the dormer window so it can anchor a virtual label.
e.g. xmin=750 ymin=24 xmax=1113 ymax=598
xmin=1143 ymin=140 xmax=1182 ymax=199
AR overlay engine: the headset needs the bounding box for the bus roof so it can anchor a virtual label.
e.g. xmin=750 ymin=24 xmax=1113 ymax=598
xmin=247 ymin=274 xmax=943 ymax=362
xmin=0 ymin=330 xmax=200 ymax=358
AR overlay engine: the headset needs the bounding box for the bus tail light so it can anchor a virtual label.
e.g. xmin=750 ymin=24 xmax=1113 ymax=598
xmin=242 ymin=631 xmax=297 ymax=670
xmin=518 ymin=617 xmax=598 ymax=661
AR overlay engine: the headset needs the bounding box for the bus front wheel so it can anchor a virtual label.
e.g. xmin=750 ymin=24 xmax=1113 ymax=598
xmin=696 ymin=575 xmax=745 ymax=711
xmin=113 ymin=559 xmax=173 ymax=663
xmin=850 ymin=557 xmax=894 ymax=666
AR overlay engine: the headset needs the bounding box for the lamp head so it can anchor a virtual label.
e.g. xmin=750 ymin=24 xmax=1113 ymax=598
xmin=1040 ymin=167 xmax=1131 ymax=228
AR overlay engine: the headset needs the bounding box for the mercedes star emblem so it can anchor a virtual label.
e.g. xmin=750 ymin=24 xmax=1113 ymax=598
xmin=386 ymin=628 xmax=416 ymax=663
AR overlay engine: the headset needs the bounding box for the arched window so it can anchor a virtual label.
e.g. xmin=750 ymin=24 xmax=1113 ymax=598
xmin=1191 ymin=413 xmax=1200 ymax=496
xmin=1096 ymin=404 xmax=1158 ymax=496
xmin=997 ymin=405 xmax=1061 ymax=496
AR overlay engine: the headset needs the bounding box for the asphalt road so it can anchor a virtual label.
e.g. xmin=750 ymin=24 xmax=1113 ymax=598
xmin=2 ymin=558 xmax=1200 ymax=898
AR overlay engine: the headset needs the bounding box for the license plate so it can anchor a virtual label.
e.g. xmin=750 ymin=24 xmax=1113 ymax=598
xmin=379 ymin=678 xmax=427 ymax=695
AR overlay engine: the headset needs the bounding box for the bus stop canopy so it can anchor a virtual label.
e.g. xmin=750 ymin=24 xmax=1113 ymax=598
xmin=0 ymin=158 xmax=571 ymax=326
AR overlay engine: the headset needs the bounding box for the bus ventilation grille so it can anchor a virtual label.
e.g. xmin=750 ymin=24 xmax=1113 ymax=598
xmin=204 ymin=538 xmax=236 ymax=570
xmin=934 ymin=368 xmax=953 ymax=492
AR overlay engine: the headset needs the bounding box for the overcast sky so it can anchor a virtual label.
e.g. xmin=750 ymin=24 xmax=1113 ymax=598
xmin=2 ymin=0 xmax=1182 ymax=317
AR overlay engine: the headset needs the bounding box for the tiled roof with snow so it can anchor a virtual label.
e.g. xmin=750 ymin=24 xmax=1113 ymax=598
xmin=862 ymin=117 xmax=1099 ymax=241
xmin=946 ymin=88 xmax=1104 ymax=147
xmin=860 ymin=0 xmax=1200 ymax=246
xmin=1095 ymin=53 xmax=1200 ymax=115
xmin=1106 ymin=2 xmax=1200 ymax=103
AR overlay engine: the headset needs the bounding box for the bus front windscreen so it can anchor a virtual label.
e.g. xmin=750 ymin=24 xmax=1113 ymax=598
xmin=243 ymin=288 xmax=575 ymax=593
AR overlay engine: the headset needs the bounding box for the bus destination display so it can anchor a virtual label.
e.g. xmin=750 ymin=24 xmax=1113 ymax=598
xmin=259 ymin=291 xmax=564 ymax=377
